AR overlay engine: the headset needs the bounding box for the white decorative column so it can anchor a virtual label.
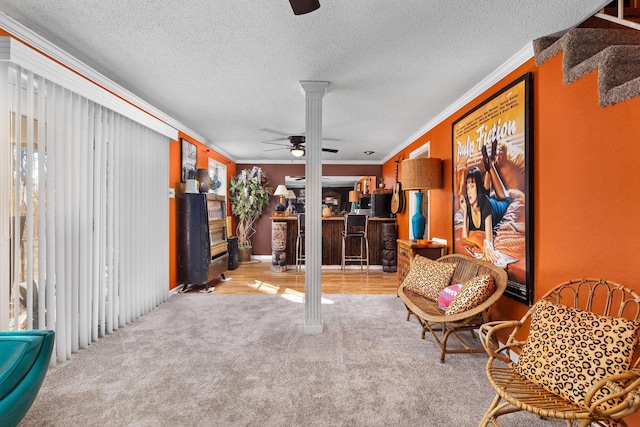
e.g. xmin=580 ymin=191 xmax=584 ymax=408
xmin=299 ymin=80 xmax=328 ymax=334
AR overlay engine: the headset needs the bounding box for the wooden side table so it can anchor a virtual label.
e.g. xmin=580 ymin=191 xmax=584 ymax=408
xmin=396 ymin=239 xmax=447 ymax=286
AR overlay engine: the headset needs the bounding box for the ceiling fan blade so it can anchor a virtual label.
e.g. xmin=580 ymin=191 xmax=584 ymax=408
xmin=322 ymin=147 xmax=339 ymax=153
xmin=263 ymin=147 xmax=289 ymax=152
xmin=261 ymin=128 xmax=292 ymax=137
xmin=261 ymin=141 xmax=290 ymax=147
xmin=289 ymin=0 xmax=320 ymax=15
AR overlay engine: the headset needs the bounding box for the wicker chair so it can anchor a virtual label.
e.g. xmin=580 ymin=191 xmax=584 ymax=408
xmin=398 ymin=254 xmax=508 ymax=363
xmin=479 ymin=278 xmax=640 ymax=427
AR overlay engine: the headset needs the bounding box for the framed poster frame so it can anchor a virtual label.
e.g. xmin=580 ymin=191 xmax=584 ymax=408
xmin=180 ymin=138 xmax=197 ymax=183
xmin=451 ymin=73 xmax=533 ymax=305
xmin=207 ymin=158 xmax=227 ymax=197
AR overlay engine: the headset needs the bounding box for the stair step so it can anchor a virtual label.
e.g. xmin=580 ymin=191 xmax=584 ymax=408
xmin=598 ymin=45 xmax=640 ymax=107
xmin=533 ymin=28 xmax=640 ymax=74
xmin=532 ymin=36 xmax=562 ymax=65
xmin=534 ymin=27 xmax=640 ymax=107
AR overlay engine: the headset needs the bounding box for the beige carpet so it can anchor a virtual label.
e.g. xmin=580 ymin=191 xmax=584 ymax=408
xmin=20 ymin=294 xmax=563 ymax=426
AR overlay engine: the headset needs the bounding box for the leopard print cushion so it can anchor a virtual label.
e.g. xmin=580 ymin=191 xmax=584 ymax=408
xmin=401 ymin=255 xmax=457 ymax=302
xmin=445 ymin=275 xmax=495 ymax=315
xmin=514 ymin=299 xmax=640 ymax=411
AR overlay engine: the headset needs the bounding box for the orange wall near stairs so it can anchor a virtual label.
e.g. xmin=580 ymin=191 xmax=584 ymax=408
xmin=385 ymin=54 xmax=640 ymax=317
xmin=384 ymin=51 xmax=640 ymax=423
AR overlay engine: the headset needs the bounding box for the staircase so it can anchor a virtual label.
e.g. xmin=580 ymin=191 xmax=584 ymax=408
xmin=533 ymin=20 xmax=640 ymax=107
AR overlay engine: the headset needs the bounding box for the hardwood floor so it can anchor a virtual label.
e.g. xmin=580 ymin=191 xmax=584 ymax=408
xmin=193 ymin=262 xmax=399 ymax=295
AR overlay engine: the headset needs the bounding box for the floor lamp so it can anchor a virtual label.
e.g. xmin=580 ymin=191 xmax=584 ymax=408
xmin=400 ymin=157 xmax=443 ymax=240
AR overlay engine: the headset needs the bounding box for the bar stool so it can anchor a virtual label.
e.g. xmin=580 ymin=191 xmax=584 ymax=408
xmin=295 ymin=213 xmax=305 ymax=271
xmin=341 ymin=214 xmax=369 ymax=274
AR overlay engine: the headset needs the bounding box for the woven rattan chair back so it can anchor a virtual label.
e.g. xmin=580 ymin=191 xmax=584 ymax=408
xmin=479 ymin=278 xmax=640 ymax=427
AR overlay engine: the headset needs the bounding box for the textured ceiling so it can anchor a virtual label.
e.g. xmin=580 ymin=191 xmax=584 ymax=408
xmin=0 ymin=0 xmax=607 ymax=163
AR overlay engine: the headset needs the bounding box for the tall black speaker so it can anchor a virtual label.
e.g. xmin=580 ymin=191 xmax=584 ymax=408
xmin=227 ymin=236 xmax=239 ymax=270
xmin=177 ymin=193 xmax=210 ymax=285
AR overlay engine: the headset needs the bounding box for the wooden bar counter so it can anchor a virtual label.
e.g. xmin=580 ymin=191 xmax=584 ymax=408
xmin=271 ymin=216 xmax=397 ymax=266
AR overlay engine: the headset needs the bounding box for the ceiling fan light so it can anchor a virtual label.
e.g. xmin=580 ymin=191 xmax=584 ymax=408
xmin=290 ymin=146 xmax=305 ymax=157
xmin=289 ymin=0 xmax=320 ymax=15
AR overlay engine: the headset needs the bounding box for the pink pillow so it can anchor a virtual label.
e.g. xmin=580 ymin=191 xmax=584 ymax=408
xmin=438 ymin=284 xmax=463 ymax=310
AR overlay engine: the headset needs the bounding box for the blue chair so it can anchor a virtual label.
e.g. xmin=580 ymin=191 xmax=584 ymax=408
xmin=0 ymin=330 xmax=55 ymax=427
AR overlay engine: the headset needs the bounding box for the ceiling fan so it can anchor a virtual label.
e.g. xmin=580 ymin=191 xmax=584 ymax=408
xmin=262 ymin=134 xmax=339 ymax=157
xmin=289 ymin=0 xmax=320 ymax=15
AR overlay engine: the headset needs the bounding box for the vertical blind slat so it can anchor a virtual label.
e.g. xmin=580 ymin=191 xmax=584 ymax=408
xmin=36 ymin=75 xmax=47 ymax=331
xmin=12 ymin=66 xmax=21 ymax=330
xmin=78 ymin=98 xmax=90 ymax=348
xmin=70 ymin=92 xmax=80 ymax=352
xmin=25 ymin=70 xmax=35 ymax=330
xmin=0 ymin=63 xmax=10 ymax=330
xmin=45 ymin=80 xmax=56 ymax=339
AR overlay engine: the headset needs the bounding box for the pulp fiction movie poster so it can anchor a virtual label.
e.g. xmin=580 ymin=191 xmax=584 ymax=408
xmin=452 ymin=73 xmax=532 ymax=305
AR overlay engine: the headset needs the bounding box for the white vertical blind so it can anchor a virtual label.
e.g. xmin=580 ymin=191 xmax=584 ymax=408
xmin=0 ymin=64 xmax=10 ymax=330
xmin=0 ymin=62 xmax=170 ymax=363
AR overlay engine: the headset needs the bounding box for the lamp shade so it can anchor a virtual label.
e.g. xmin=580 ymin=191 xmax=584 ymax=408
xmin=286 ymin=190 xmax=296 ymax=200
xmin=401 ymin=158 xmax=443 ymax=191
xmin=274 ymin=185 xmax=289 ymax=197
xmin=273 ymin=185 xmax=289 ymax=212
xmin=348 ymin=190 xmax=362 ymax=203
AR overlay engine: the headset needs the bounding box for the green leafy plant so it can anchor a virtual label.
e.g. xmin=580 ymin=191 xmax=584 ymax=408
xmin=229 ymin=166 xmax=273 ymax=248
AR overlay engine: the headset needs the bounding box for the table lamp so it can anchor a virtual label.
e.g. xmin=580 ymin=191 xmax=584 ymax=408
xmin=274 ymin=185 xmax=289 ymax=212
xmin=348 ymin=190 xmax=361 ymax=213
xmin=400 ymin=157 xmax=443 ymax=240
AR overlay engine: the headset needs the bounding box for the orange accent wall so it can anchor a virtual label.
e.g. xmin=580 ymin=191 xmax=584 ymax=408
xmin=382 ymin=54 xmax=640 ymax=423
xmin=168 ymin=132 xmax=236 ymax=290
xmin=385 ymin=54 xmax=640 ymax=307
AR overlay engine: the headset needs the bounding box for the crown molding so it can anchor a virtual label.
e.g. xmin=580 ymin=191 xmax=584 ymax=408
xmin=381 ymin=42 xmax=534 ymax=164
xmin=239 ymin=158 xmax=385 ymax=165
xmin=0 ymin=12 xmax=208 ymax=142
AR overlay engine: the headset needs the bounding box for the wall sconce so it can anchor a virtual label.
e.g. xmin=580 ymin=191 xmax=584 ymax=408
xmin=401 ymin=157 xmax=443 ymax=240
xmin=274 ymin=185 xmax=289 ymax=212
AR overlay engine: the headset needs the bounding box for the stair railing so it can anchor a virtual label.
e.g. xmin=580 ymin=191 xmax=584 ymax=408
xmin=596 ymin=0 xmax=640 ymax=31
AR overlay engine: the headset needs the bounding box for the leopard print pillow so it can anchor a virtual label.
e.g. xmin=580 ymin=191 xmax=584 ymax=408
xmin=514 ymin=299 xmax=640 ymax=411
xmin=445 ymin=275 xmax=495 ymax=315
xmin=401 ymin=255 xmax=457 ymax=302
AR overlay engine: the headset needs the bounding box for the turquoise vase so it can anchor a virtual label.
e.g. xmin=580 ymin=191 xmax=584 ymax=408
xmin=411 ymin=191 xmax=425 ymax=240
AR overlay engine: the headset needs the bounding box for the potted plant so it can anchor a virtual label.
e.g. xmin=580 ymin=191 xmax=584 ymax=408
xmin=229 ymin=166 xmax=273 ymax=261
